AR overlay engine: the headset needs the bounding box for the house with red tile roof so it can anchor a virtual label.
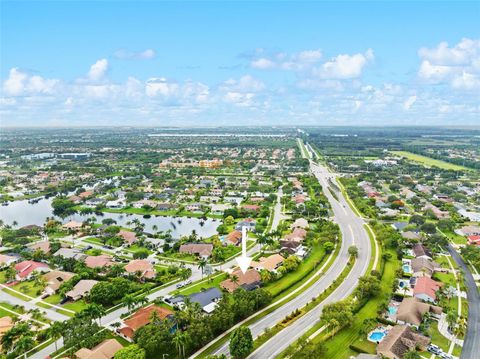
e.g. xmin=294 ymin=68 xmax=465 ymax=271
xmin=15 ymin=260 xmax=50 ymax=280
xmin=241 ymin=204 xmax=261 ymax=212
xmin=224 ymin=230 xmax=242 ymax=246
xmin=84 ymin=255 xmax=115 ymax=269
xmin=413 ymin=276 xmax=443 ymax=303
xmin=220 ymin=269 xmax=261 ymax=293
xmin=467 ymin=235 xmax=480 ymax=245
xmin=118 ymin=230 xmax=138 ymax=245
xmin=27 ymin=240 xmax=51 ymax=254
xmin=118 ymin=305 xmax=174 ymax=341
xmin=124 ymin=260 xmax=155 ymax=279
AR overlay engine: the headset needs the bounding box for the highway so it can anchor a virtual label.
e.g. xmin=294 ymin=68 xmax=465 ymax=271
xmin=208 ymin=161 xmax=372 ymax=358
xmin=447 ymin=245 xmax=479 ymax=359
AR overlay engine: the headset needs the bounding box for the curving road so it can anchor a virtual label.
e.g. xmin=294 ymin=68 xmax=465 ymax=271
xmin=208 ymin=161 xmax=372 ymax=358
xmin=447 ymin=245 xmax=479 ymax=359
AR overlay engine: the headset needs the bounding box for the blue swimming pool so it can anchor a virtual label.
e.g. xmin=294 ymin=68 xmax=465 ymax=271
xmin=402 ymin=264 xmax=412 ymax=273
xmin=388 ymin=306 xmax=397 ymax=315
xmin=369 ymin=331 xmax=386 ymax=342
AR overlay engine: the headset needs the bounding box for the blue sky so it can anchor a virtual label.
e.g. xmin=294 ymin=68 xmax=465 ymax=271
xmin=1 ymin=1 xmax=479 ymax=126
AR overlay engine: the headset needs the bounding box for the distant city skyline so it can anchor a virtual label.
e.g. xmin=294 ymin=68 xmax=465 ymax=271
xmin=1 ymin=1 xmax=479 ymax=127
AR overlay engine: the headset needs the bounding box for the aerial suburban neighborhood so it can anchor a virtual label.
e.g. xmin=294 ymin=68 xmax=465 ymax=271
xmin=0 ymin=127 xmax=478 ymax=359
xmin=1 ymin=1 xmax=478 ymax=359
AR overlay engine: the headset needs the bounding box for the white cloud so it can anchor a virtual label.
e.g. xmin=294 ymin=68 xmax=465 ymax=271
xmin=418 ymin=38 xmax=479 ymax=66
xmin=114 ymin=49 xmax=156 ymax=60
xmin=404 ymin=95 xmax=417 ymax=110
xmin=417 ymin=38 xmax=480 ymax=90
xmin=251 ymin=58 xmax=276 ymax=69
xmin=250 ymin=49 xmax=322 ymax=71
xmin=221 ymin=75 xmax=265 ymax=93
xmin=87 ymin=59 xmax=109 ymax=81
xmin=3 ymin=68 xmax=59 ymax=96
xmin=315 ymin=49 xmax=374 ymax=79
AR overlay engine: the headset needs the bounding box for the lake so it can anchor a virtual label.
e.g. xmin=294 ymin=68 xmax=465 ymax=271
xmin=0 ymin=198 xmax=220 ymax=239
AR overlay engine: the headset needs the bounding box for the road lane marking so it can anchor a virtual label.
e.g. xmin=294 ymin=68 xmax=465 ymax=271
xmin=349 ymin=224 xmax=355 ymax=245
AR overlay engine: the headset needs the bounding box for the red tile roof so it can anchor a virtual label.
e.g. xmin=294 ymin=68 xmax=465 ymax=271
xmin=15 ymin=261 xmax=49 ymax=279
xmin=413 ymin=276 xmax=443 ymax=301
xmin=119 ymin=305 xmax=173 ymax=339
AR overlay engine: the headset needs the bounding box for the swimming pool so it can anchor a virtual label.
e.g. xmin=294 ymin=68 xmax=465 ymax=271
xmin=388 ymin=306 xmax=397 ymax=315
xmin=402 ymin=264 xmax=412 ymax=273
xmin=368 ymin=331 xmax=386 ymax=342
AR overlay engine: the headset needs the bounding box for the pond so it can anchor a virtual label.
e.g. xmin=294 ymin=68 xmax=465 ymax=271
xmin=0 ymin=198 xmax=220 ymax=239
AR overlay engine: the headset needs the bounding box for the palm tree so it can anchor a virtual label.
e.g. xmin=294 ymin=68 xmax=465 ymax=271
xmin=329 ymin=319 xmax=339 ymax=337
xmin=198 ymin=258 xmax=207 ymax=278
xmin=48 ymin=321 xmax=64 ymax=351
xmin=173 ymin=331 xmax=186 ymax=358
xmin=15 ymin=335 xmax=35 ymax=356
xmin=123 ymin=294 xmax=136 ymax=313
xmin=230 ymin=274 xmax=239 ymax=287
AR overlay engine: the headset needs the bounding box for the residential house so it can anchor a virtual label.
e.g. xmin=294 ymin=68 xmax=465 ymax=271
xmin=0 ymin=254 xmax=18 ymax=268
xmin=220 ymin=269 xmax=261 ymax=293
xmin=85 ymin=255 xmax=115 ymax=269
xmin=168 ymin=287 xmax=223 ymax=313
xmin=0 ymin=316 xmax=14 ymax=337
xmin=376 ymin=325 xmax=430 ymax=359
xmin=210 ymin=203 xmax=232 ymax=215
xmin=118 ymin=305 xmax=174 ymax=341
xmin=395 ymin=298 xmax=442 ymax=327
xmin=65 ymin=279 xmax=99 ymax=301
xmin=251 ymin=254 xmax=284 ymax=273
xmin=411 ymin=258 xmax=440 ymax=277
xmin=290 ymin=218 xmax=309 ymax=230
xmin=467 ymin=235 xmax=480 ymax=245
xmin=15 ymin=260 xmax=50 ymax=280
xmin=413 ymin=276 xmax=442 ymax=303
xmin=423 ymin=204 xmax=450 ymax=219
xmin=456 ymin=225 xmax=480 ymax=237
xmin=186 ymin=203 xmax=203 ymax=212
xmin=133 ymin=199 xmax=157 ymax=209
xmin=235 ymin=218 xmax=256 ymax=231
xmin=241 ymin=204 xmax=261 ymax=212
xmin=27 ymin=241 xmax=51 ymax=255
xmin=63 ymin=220 xmax=84 ymax=231
xmin=43 ymin=270 xmax=75 ymax=296
xmin=53 ymin=248 xmax=87 ymax=261
xmin=412 ymin=244 xmax=432 ymax=260
xmin=391 ymin=222 xmax=409 ymax=231
xmin=74 ymin=339 xmax=123 ymax=359
xmin=124 ymin=260 xmax=156 ymax=279
xmin=179 ymin=243 xmax=213 ymax=259
xmin=118 ymin=230 xmax=138 ymax=246
xmin=157 ymin=203 xmax=176 ymax=211
xmin=401 ymin=231 xmax=422 ymax=241
xmin=224 ymin=230 xmax=242 ymax=246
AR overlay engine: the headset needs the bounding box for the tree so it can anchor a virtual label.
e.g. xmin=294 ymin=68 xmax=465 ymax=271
xmin=133 ymin=249 xmax=149 ymax=259
xmin=80 ymin=303 xmax=106 ymax=325
xmin=323 ymin=241 xmax=334 ymax=253
xmin=320 ymin=299 xmax=354 ymax=329
xmin=48 ymin=321 xmax=64 ymax=351
xmin=173 ymin=331 xmax=190 ymax=358
xmin=420 ymin=222 xmax=437 ymax=234
xmin=229 ymin=326 xmax=253 ymax=359
xmin=114 ymin=344 xmax=146 ymax=359
xmin=355 ymin=275 xmax=381 ymax=300
xmin=198 ymin=258 xmax=208 ymax=279
xmin=348 ymin=245 xmax=358 ymax=257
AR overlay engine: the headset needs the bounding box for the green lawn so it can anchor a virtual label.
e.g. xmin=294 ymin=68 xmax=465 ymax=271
xmin=317 ymin=249 xmax=398 ymax=359
xmin=126 ymin=244 xmax=153 ymax=255
xmin=264 ymin=244 xmax=326 ymax=298
xmin=172 ymin=273 xmax=228 ymax=296
xmin=63 ymin=299 xmax=88 ymax=312
xmin=391 ymin=151 xmax=468 ymax=171
xmin=427 ymin=321 xmax=450 ymax=353
xmin=11 ymin=280 xmax=45 ymax=298
xmin=0 ymin=270 xmax=7 ymax=284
